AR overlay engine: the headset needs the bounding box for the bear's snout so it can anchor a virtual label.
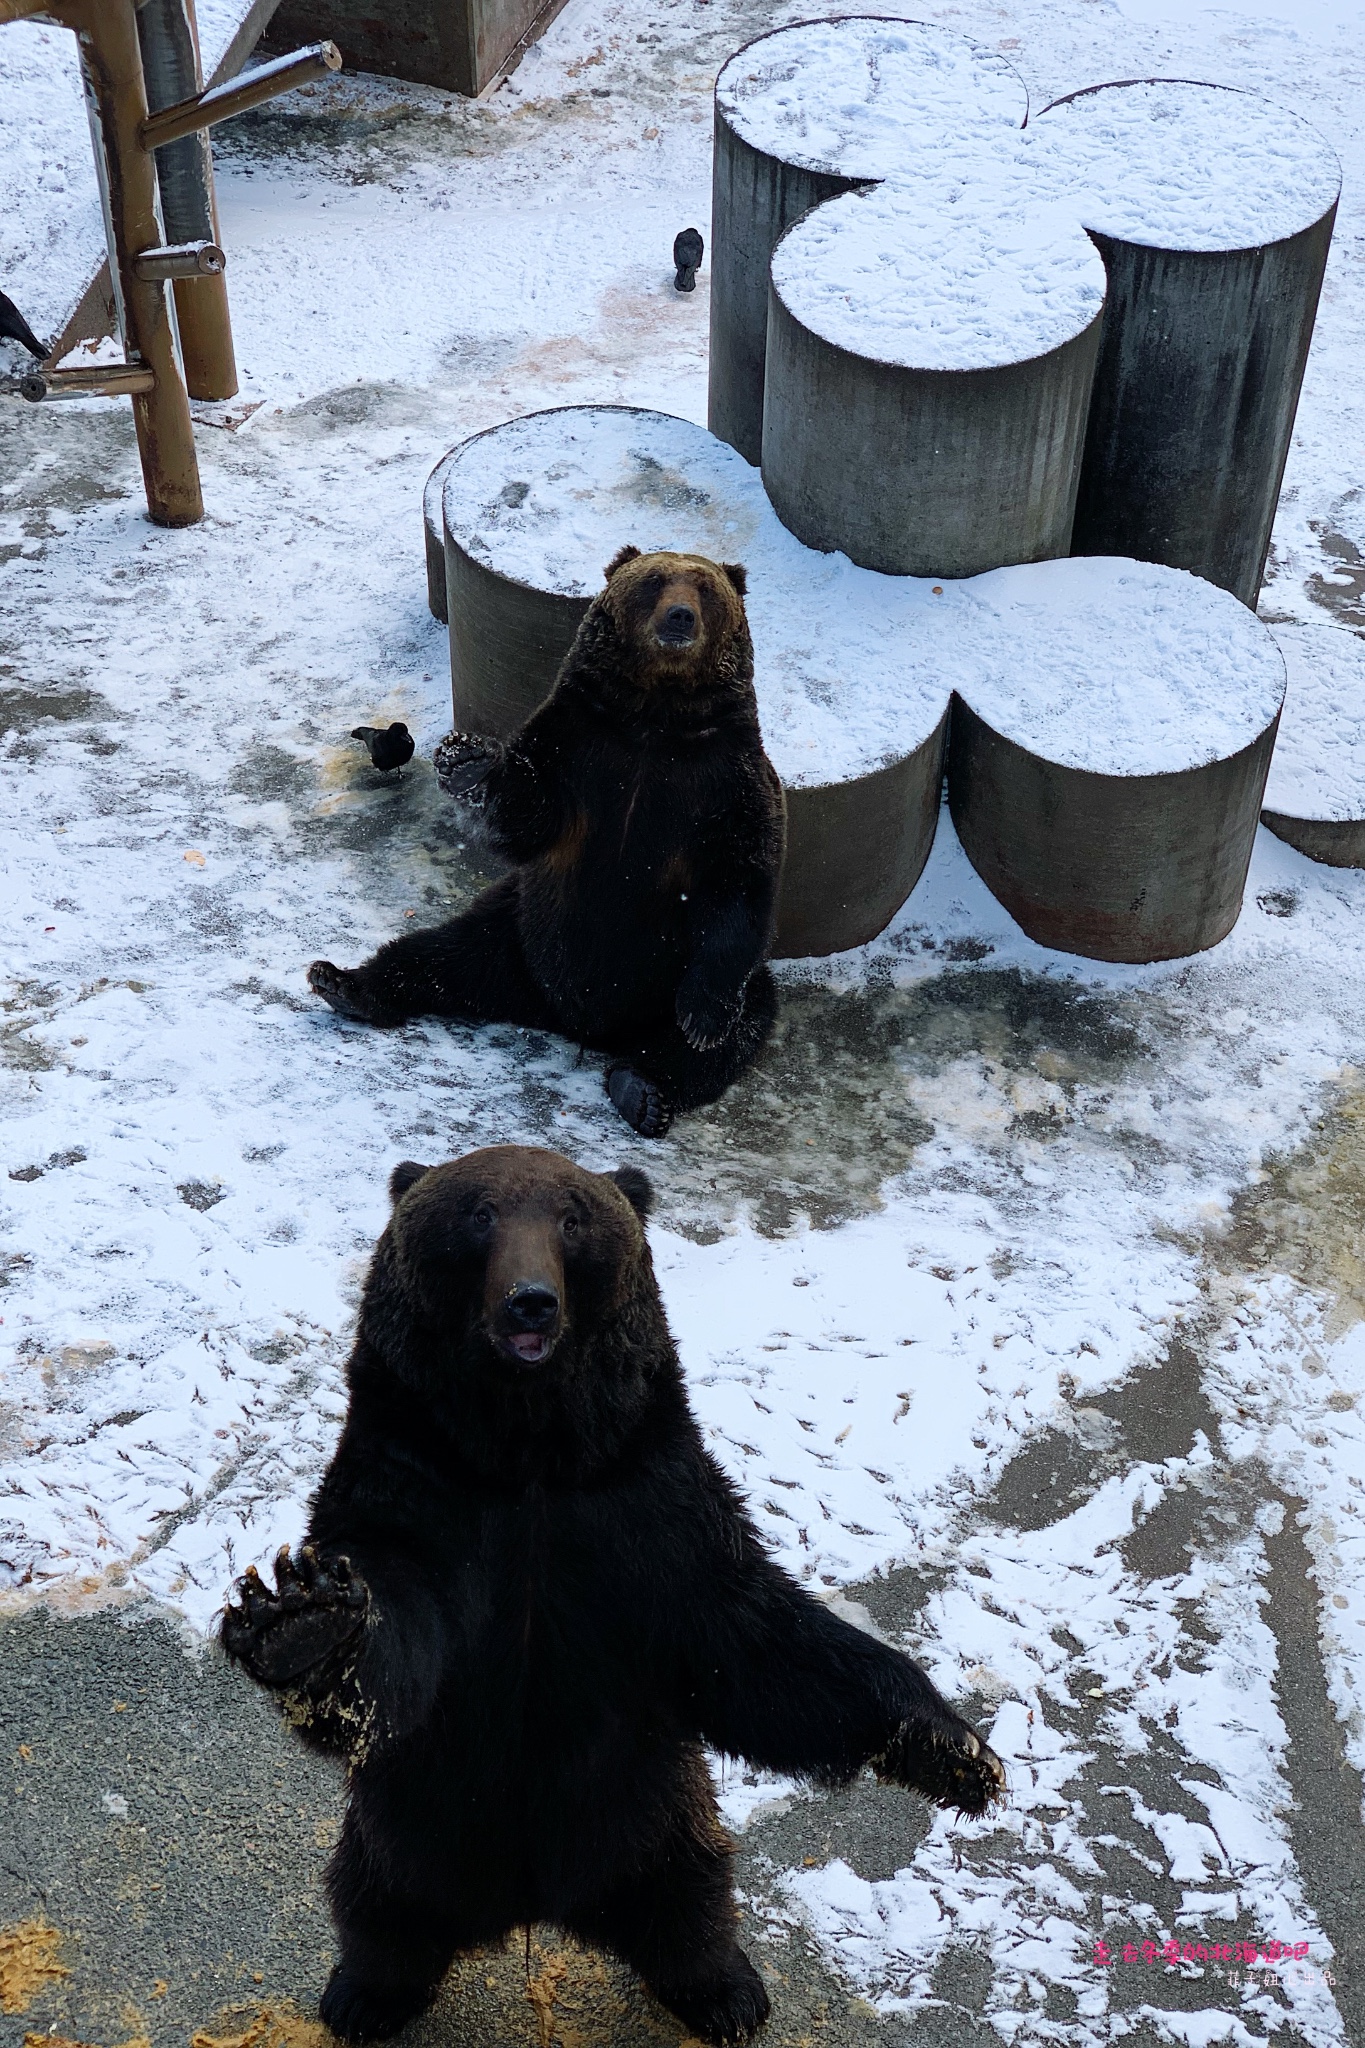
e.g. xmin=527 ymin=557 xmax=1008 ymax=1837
xmin=657 ymin=601 xmax=698 ymax=646
xmin=500 ymin=1282 xmax=562 ymax=1364
xmin=484 ymin=1210 xmax=567 ymax=1366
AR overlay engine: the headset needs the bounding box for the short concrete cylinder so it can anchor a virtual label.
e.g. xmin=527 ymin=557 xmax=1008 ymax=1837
xmin=1035 ymin=82 xmax=1340 ymax=609
xmin=944 ymin=556 xmax=1286 ymax=962
xmin=774 ymin=718 xmax=946 ymax=958
xmin=435 ymin=405 xmax=956 ymax=955
xmin=761 ymin=182 xmax=1105 ymax=577
xmin=949 ymin=700 xmax=1278 ymax=961
xmin=1259 ymin=623 xmax=1365 ymax=868
xmin=708 ymin=17 xmax=1027 ymax=466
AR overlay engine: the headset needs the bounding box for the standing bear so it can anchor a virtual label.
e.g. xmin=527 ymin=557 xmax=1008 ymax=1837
xmin=221 ymin=1146 xmax=1006 ymax=2045
xmin=308 ymin=547 xmax=786 ymax=1137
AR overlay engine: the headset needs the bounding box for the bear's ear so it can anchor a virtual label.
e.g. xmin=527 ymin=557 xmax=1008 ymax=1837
xmin=389 ymin=1160 xmax=431 ymax=1204
xmin=604 ymin=544 xmax=642 ymax=581
xmin=609 ymin=1165 xmax=654 ymax=1219
xmin=721 ymin=562 xmax=748 ymax=598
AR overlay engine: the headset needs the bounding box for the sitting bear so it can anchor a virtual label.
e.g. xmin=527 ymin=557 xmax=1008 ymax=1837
xmin=221 ymin=1145 xmax=1005 ymax=2046
xmin=307 ymin=547 xmax=786 ymax=1138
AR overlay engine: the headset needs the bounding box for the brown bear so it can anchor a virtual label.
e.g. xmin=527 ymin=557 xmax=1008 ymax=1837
xmin=307 ymin=548 xmax=786 ymax=1138
xmin=220 ymin=1146 xmax=1006 ymax=2045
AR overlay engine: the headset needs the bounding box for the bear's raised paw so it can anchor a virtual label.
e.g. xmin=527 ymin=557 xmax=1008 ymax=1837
xmin=221 ymin=1543 xmax=368 ymax=1689
xmin=434 ymin=729 xmax=502 ymax=803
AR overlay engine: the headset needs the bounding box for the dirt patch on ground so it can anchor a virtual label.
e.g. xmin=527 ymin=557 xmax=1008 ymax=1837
xmin=0 ymin=1921 xmax=68 ymax=2015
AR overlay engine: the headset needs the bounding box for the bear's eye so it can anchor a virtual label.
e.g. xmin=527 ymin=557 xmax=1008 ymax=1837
xmin=561 ymin=1212 xmax=580 ymax=1238
xmin=471 ymin=1203 xmax=497 ymax=1230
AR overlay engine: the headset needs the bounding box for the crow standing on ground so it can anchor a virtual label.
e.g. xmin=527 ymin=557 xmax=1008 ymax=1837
xmin=351 ymin=723 xmax=415 ymax=775
xmin=673 ymin=228 xmax=703 ymax=293
xmin=0 ymin=289 xmax=46 ymax=361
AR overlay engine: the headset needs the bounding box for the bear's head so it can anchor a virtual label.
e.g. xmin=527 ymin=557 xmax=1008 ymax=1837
xmin=357 ymin=1147 xmax=668 ymax=1470
xmin=599 ymin=545 xmax=749 ymax=685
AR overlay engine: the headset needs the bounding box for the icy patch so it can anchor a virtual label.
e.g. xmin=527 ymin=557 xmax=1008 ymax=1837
xmin=715 ymin=16 xmax=1027 ymax=180
xmin=953 ymin=558 xmax=1286 ymax=776
xmin=1035 ymin=81 xmax=1340 ymax=253
xmin=771 ymin=173 xmax=1106 ymax=372
xmin=1262 ymin=624 xmax=1365 ymax=822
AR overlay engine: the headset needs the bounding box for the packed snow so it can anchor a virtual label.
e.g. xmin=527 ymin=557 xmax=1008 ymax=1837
xmin=715 ymin=15 xmax=1028 ymax=180
xmin=4 ymin=0 xmax=1365 ymax=2041
xmin=1034 ymin=78 xmax=1341 ymax=252
xmin=770 ymin=169 xmax=1105 ymax=371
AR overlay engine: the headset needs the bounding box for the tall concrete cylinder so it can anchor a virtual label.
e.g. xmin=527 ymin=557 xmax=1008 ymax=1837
xmin=946 ymin=557 xmax=1286 ymax=962
xmin=708 ymin=17 xmax=1027 ymax=466
xmin=1034 ymin=81 xmax=1340 ymax=609
xmin=761 ymin=180 xmax=1105 ymax=577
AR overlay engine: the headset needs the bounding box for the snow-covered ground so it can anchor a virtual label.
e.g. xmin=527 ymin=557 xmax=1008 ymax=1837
xmin=3 ymin=0 xmax=1365 ymax=2041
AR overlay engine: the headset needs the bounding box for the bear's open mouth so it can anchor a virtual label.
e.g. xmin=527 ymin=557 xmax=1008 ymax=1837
xmin=502 ymin=1331 xmax=552 ymax=1364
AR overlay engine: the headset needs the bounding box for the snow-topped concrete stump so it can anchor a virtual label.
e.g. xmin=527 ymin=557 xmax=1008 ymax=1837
xmin=761 ymin=178 xmax=1106 ymax=578
xmin=947 ymin=560 xmax=1286 ymax=962
xmin=708 ymin=17 xmax=1027 ymax=468
xmin=1261 ymin=624 xmax=1365 ymax=867
xmin=425 ymin=406 xmax=952 ymax=959
xmin=1035 ymin=81 xmax=1340 ymax=609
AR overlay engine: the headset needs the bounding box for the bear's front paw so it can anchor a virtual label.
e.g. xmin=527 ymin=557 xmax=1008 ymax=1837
xmin=434 ymin=730 xmax=502 ymax=803
xmin=876 ymin=1716 xmax=1006 ymax=1817
xmin=676 ymin=984 xmax=742 ymax=1053
xmin=221 ymin=1544 xmax=368 ymax=1689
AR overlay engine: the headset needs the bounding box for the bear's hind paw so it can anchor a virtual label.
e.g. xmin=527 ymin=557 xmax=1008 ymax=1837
xmin=607 ymin=1065 xmax=674 ymax=1139
xmin=319 ymin=1965 xmax=438 ymax=2043
xmin=652 ymin=1947 xmax=771 ymax=2045
xmin=308 ymin=961 xmax=400 ymax=1027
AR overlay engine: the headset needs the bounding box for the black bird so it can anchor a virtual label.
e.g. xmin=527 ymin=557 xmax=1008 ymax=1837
xmin=673 ymin=227 xmax=704 ymax=293
xmin=351 ymin=722 xmax=415 ymax=776
xmin=0 ymin=289 xmax=46 ymax=361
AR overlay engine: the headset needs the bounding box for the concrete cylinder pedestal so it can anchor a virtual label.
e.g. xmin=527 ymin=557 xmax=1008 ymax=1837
xmin=948 ymin=558 xmax=1285 ymax=961
xmin=1034 ymin=81 xmax=1340 ymax=608
xmin=709 ymin=16 xmax=1027 ymax=466
xmin=762 ymin=178 xmax=1106 ymax=577
xmin=434 ymin=406 xmax=955 ymax=956
xmin=1260 ymin=623 xmax=1365 ymax=867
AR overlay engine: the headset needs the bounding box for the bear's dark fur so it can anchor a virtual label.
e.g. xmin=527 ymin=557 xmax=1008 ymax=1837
xmin=221 ymin=1147 xmax=1005 ymax=2046
xmin=308 ymin=549 xmax=786 ymax=1138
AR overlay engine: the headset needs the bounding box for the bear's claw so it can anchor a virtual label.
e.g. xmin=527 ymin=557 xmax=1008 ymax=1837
xmin=607 ymin=1065 xmax=674 ymax=1139
xmin=221 ymin=1542 xmax=369 ymax=1689
xmin=651 ymin=1947 xmax=771 ymax=2045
